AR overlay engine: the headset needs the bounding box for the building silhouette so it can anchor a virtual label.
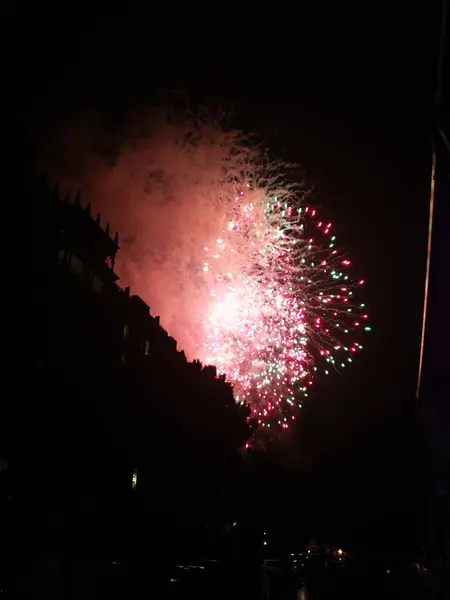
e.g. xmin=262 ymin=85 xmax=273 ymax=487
xmin=30 ymin=175 xmax=252 ymax=479
xmin=3 ymin=173 xmax=253 ymax=595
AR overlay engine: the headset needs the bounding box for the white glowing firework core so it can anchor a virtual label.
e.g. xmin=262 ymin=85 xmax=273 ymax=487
xmin=200 ymin=187 xmax=313 ymax=413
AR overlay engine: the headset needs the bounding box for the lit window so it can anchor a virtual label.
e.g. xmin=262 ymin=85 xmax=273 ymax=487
xmin=69 ymin=254 xmax=84 ymax=276
xmin=91 ymin=272 xmax=104 ymax=293
xmin=123 ymin=324 xmax=129 ymax=339
xmin=132 ymin=469 xmax=138 ymax=489
xmin=144 ymin=340 xmax=150 ymax=355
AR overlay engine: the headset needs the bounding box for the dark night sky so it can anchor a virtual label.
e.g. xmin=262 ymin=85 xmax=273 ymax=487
xmin=19 ymin=1 xmax=447 ymax=539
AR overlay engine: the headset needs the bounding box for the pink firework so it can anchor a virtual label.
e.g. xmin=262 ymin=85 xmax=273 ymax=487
xmin=198 ymin=185 xmax=369 ymax=432
xmin=36 ymin=107 xmax=369 ymax=434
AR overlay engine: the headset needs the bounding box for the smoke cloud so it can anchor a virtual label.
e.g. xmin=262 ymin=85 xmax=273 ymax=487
xmin=34 ymin=104 xmax=263 ymax=359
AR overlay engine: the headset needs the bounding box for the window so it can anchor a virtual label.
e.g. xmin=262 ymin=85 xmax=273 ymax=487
xmin=144 ymin=340 xmax=150 ymax=355
xmin=69 ymin=253 xmax=84 ymax=276
xmin=123 ymin=324 xmax=129 ymax=340
xmin=58 ymin=248 xmax=66 ymax=265
xmin=90 ymin=272 xmax=104 ymax=294
xmin=121 ymin=353 xmax=126 ymax=364
xmin=132 ymin=469 xmax=138 ymax=490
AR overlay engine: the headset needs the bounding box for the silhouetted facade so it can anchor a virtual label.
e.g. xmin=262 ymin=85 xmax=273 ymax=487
xmin=30 ymin=176 xmax=251 ymax=474
xmin=3 ymin=174 xmax=252 ymax=596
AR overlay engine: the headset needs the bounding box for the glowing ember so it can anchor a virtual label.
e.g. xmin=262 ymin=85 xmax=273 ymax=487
xmin=197 ymin=184 xmax=368 ymax=431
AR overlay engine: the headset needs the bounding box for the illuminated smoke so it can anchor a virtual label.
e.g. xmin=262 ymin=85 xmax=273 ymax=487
xmin=35 ymin=104 xmax=369 ymax=430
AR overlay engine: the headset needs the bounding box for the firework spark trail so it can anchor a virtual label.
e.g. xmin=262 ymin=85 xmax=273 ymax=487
xmin=35 ymin=106 xmax=369 ymax=432
xmin=198 ymin=181 xmax=369 ymax=432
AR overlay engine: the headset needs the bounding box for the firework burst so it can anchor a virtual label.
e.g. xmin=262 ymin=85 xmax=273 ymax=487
xmin=199 ymin=180 xmax=369 ymax=433
xmin=36 ymin=106 xmax=369 ymax=436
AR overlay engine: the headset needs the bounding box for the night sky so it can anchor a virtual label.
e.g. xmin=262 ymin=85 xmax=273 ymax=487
xmin=19 ymin=1 xmax=447 ymax=544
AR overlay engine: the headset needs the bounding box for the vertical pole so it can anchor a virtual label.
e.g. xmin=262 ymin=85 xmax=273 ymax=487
xmin=416 ymin=145 xmax=436 ymax=401
xmin=416 ymin=0 xmax=447 ymax=402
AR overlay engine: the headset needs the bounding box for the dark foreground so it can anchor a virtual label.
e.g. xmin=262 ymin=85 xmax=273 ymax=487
xmin=148 ymin=556 xmax=447 ymax=600
xmin=5 ymin=554 xmax=446 ymax=599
